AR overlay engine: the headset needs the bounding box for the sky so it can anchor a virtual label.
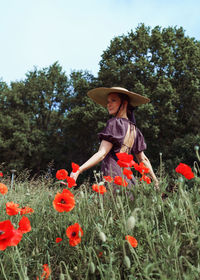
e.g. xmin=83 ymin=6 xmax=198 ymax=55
xmin=0 ymin=0 xmax=200 ymax=85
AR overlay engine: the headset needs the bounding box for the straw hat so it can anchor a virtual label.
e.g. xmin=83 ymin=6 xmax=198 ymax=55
xmin=87 ymin=87 xmax=150 ymax=107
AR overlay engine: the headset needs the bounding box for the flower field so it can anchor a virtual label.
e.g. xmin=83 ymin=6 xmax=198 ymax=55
xmin=0 ymin=150 xmax=200 ymax=280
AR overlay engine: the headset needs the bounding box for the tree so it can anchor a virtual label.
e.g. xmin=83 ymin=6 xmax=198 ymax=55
xmin=62 ymin=70 xmax=108 ymax=180
xmin=98 ymin=24 xmax=200 ymax=171
xmin=0 ymin=63 xmax=71 ymax=173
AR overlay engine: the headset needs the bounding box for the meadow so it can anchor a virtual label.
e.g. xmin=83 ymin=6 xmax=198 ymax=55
xmin=0 ymin=150 xmax=200 ymax=280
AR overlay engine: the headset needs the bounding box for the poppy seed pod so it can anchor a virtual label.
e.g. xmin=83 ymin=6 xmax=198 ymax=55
xmin=99 ymin=231 xmax=106 ymax=242
xmin=124 ymin=255 xmax=131 ymax=269
xmin=126 ymin=216 xmax=136 ymax=231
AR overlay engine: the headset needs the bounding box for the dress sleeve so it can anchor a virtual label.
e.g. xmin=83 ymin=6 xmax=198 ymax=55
xmin=132 ymin=128 xmax=147 ymax=154
xmin=98 ymin=118 xmax=126 ymax=148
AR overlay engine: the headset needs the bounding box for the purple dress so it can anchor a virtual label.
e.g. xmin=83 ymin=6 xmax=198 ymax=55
xmin=98 ymin=117 xmax=147 ymax=186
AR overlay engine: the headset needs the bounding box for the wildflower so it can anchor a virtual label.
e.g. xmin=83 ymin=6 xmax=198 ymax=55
xmin=133 ymin=162 xmax=149 ymax=174
xmin=0 ymin=183 xmax=8 ymax=195
xmin=116 ymin=152 xmax=135 ymax=168
xmin=103 ymin=175 xmax=113 ymax=182
xmin=126 ymin=216 xmax=136 ymax=230
xmin=0 ymin=172 xmax=3 ymax=177
xmin=98 ymin=251 xmax=103 ymax=258
xmin=0 ymin=220 xmax=23 ymax=251
xmin=53 ymin=189 xmax=75 ymax=213
xmin=125 ymin=235 xmax=138 ymax=248
xmin=18 ymin=216 xmax=31 ymax=234
xmin=66 ymin=176 xmax=77 ymax=188
xmin=114 ymin=176 xmax=128 ymax=187
xmin=175 ymin=163 xmax=194 ymax=180
xmin=99 ymin=231 xmax=106 ymax=242
xmin=20 ymin=206 xmax=34 ymax=215
xmin=56 ymin=169 xmax=68 ymax=180
xmin=55 ymin=237 xmax=62 ymax=243
xmin=39 ymin=264 xmax=51 ymax=280
xmin=123 ymin=168 xmax=133 ymax=180
xmin=72 ymin=162 xmax=80 ymax=173
xmin=66 ymin=223 xmax=83 ymax=247
xmin=92 ymin=184 xmax=107 ymax=194
xmin=140 ymin=174 xmax=151 ymax=184
xmin=6 ymin=202 xmax=20 ymax=216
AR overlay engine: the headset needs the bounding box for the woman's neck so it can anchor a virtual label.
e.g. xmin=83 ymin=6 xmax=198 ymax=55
xmin=116 ymin=112 xmax=128 ymax=119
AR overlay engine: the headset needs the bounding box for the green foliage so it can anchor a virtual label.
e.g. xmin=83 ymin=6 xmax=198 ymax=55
xmin=0 ymin=63 xmax=70 ymax=172
xmin=98 ymin=24 xmax=200 ymax=169
xmin=0 ymin=169 xmax=200 ymax=279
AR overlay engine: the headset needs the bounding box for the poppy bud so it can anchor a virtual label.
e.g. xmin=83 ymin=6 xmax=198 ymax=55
xmin=60 ymin=273 xmax=65 ymax=280
xmin=80 ymin=191 xmax=84 ymax=198
xmin=108 ymin=216 xmax=113 ymax=224
xmin=124 ymin=255 xmax=131 ymax=269
xmin=99 ymin=231 xmax=106 ymax=242
xmin=194 ymin=145 xmax=199 ymax=151
xmin=89 ymin=262 xmax=96 ymax=274
xmin=178 ymin=177 xmax=184 ymax=183
xmin=126 ymin=216 xmax=136 ymax=231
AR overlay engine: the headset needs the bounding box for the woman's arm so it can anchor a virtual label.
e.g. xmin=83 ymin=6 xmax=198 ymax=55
xmin=70 ymin=140 xmax=113 ymax=181
xmin=135 ymin=151 xmax=159 ymax=190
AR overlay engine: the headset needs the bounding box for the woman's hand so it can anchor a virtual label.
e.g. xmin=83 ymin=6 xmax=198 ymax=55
xmin=154 ymin=180 xmax=160 ymax=191
xmin=70 ymin=170 xmax=80 ymax=182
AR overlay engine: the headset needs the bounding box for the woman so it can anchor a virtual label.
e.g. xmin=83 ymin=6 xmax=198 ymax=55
xmin=70 ymin=87 xmax=159 ymax=189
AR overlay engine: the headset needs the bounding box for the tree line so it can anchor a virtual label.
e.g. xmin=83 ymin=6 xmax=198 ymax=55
xmin=0 ymin=24 xmax=199 ymax=180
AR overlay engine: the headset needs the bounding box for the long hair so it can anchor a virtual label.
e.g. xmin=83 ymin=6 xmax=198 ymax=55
xmin=117 ymin=93 xmax=136 ymax=125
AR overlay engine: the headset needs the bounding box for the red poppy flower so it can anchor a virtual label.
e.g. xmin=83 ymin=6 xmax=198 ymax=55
xmin=0 ymin=220 xmax=23 ymax=251
xmin=56 ymin=169 xmax=68 ymax=180
xmin=103 ymin=176 xmax=113 ymax=182
xmin=175 ymin=163 xmax=194 ymax=180
xmin=66 ymin=176 xmax=77 ymax=188
xmin=0 ymin=183 xmax=8 ymax=195
xmin=6 ymin=202 xmax=20 ymax=216
xmin=125 ymin=235 xmax=138 ymax=248
xmin=66 ymin=223 xmax=83 ymax=247
xmin=0 ymin=172 xmax=3 ymax=177
xmin=20 ymin=206 xmax=34 ymax=215
xmin=92 ymin=184 xmax=107 ymax=194
xmin=123 ymin=168 xmax=133 ymax=179
xmin=55 ymin=237 xmax=62 ymax=243
xmin=133 ymin=162 xmax=149 ymax=174
xmin=114 ymin=176 xmax=128 ymax=187
xmin=18 ymin=216 xmax=31 ymax=234
xmin=98 ymin=251 xmax=103 ymax=258
xmin=140 ymin=174 xmax=151 ymax=184
xmin=116 ymin=153 xmax=134 ymax=167
xmin=40 ymin=264 xmax=51 ymax=280
xmin=72 ymin=162 xmax=80 ymax=173
xmin=53 ymin=189 xmax=75 ymax=212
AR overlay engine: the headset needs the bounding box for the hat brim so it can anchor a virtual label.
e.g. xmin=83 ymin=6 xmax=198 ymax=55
xmin=87 ymin=87 xmax=150 ymax=107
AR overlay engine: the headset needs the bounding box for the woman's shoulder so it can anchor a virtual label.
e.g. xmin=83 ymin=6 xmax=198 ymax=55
xmin=106 ymin=117 xmax=130 ymax=126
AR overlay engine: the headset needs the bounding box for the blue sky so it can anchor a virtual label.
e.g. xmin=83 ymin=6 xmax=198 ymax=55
xmin=1 ymin=0 xmax=200 ymax=84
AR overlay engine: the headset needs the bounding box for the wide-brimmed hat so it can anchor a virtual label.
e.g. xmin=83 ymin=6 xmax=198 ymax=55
xmin=87 ymin=87 xmax=150 ymax=107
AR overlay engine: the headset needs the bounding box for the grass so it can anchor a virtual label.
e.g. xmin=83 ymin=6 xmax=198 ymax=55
xmin=0 ymin=165 xmax=200 ymax=280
